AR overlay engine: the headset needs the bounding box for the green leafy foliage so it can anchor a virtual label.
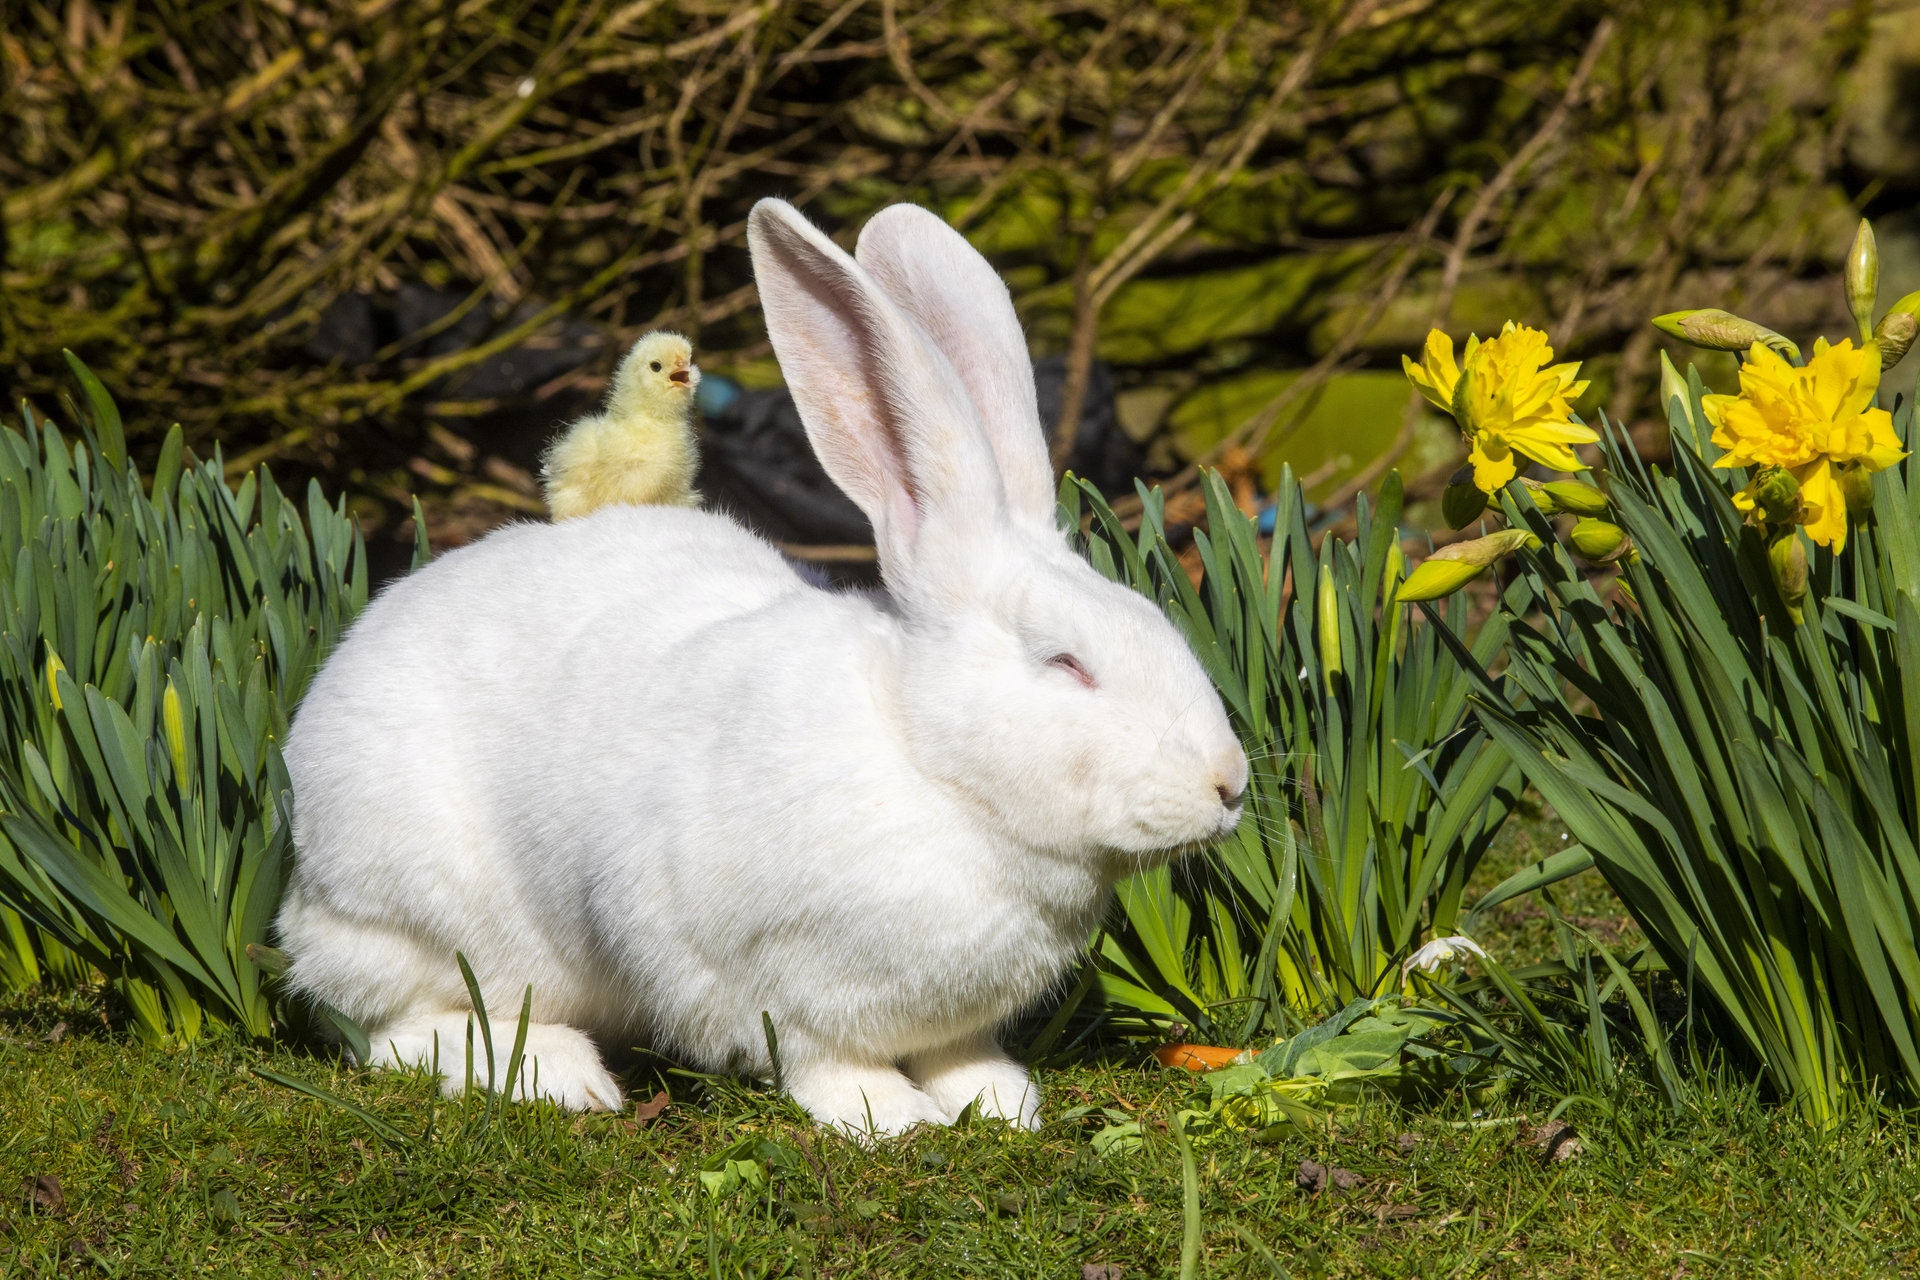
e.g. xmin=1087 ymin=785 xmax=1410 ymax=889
xmin=1063 ymin=470 xmax=1522 ymax=1040
xmin=1422 ymin=939 xmax=1683 ymax=1134
xmin=0 ymin=358 xmax=367 ymax=1042
xmin=1436 ymin=372 xmax=1920 ymax=1123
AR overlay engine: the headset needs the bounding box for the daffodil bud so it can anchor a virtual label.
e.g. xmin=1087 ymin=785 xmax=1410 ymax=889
xmin=1436 ymin=528 xmax=1542 ymax=566
xmin=1396 ymin=529 xmax=1541 ymax=603
xmin=1652 ymin=309 xmax=1800 ymax=361
xmin=1317 ymin=571 xmax=1342 ymax=686
xmin=1848 ymin=218 xmax=1879 ymax=343
xmin=1874 ymin=289 xmax=1920 ymax=368
xmin=1769 ymin=532 xmax=1808 ymax=625
xmin=1384 ymin=540 xmax=1405 ymax=652
xmin=1442 ymin=466 xmax=1489 ymax=528
xmin=1749 ymin=465 xmax=1802 ymax=527
xmin=1542 ymin=480 xmax=1610 ymax=516
xmin=1837 ymin=462 xmax=1875 ymax=520
xmin=46 ymin=653 xmax=66 ymax=711
xmin=1569 ymin=518 xmax=1632 ymax=563
xmin=1658 ymin=350 xmax=1697 ymax=434
xmin=163 ymin=678 xmax=190 ymax=786
xmin=1395 ymin=557 xmax=1486 ymax=602
xmin=1512 ymin=477 xmax=1563 ymax=514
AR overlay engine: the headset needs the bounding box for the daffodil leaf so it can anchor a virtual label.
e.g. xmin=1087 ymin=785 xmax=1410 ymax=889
xmin=1825 ymin=597 xmax=1894 ymax=631
xmin=1465 ymin=847 xmax=1593 ymax=927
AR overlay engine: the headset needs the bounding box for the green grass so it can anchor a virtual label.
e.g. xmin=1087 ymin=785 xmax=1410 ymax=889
xmin=1465 ymin=801 xmax=1645 ymax=969
xmin=3 ymin=813 xmax=1917 ymax=1278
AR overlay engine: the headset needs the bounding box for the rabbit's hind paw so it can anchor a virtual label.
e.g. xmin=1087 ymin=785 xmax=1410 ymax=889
xmin=906 ymin=1038 xmax=1041 ymax=1129
xmin=787 ymin=1062 xmax=948 ymax=1141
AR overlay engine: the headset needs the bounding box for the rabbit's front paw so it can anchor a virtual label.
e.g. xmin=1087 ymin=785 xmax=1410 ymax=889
xmin=502 ymin=1024 xmax=625 ymax=1112
xmin=907 ymin=1040 xmax=1041 ymax=1129
xmin=786 ymin=1063 xmax=948 ymax=1140
xmin=368 ymin=1014 xmax=623 ymax=1113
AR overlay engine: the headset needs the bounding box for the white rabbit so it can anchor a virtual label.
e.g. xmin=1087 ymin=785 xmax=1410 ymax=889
xmin=275 ymin=198 xmax=1248 ymax=1137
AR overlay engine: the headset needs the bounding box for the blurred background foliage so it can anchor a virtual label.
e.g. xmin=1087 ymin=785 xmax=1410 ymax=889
xmin=0 ymin=0 xmax=1909 ymax=566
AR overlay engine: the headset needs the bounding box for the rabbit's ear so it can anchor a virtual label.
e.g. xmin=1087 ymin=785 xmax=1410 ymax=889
xmin=748 ymin=199 xmax=1004 ymax=573
xmin=854 ymin=205 xmax=1057 ymax=533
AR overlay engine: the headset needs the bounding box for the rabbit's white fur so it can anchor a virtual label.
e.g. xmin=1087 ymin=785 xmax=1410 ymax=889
xmin=277 ymin=200 xmax=1247 ymax=1137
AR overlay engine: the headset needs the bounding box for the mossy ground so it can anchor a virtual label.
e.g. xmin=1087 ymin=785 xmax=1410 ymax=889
xmin=3 ymin=816 xmax=1916 ymax=1278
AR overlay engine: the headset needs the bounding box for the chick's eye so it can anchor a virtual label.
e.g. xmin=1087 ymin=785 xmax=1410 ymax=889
xmin=1047 ymin=652 xmax=1096 ymax=689
xmin=649 ymin=361 xmax=663 ymax=372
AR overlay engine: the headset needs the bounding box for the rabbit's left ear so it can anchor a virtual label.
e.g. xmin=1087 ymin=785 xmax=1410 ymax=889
xmin=855 ymin=205 xmax=1058 ymax=533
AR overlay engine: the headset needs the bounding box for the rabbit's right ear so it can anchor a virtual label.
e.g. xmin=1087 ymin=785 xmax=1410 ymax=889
xmin=747 ymin=199 xmax=1004 ymax=576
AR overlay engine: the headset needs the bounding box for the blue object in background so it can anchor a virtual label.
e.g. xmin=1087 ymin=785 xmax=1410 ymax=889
xmin=696 ymin=373 xmax=741 ymax=417
xmin=1257 ymin=500 xmax=1322 ymax=534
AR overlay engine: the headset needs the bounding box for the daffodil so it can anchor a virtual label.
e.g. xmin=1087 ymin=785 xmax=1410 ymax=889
xmin=1403 ymin=322 xmax=1598 ymax=493
xmin=1701 ymin=338 xmax=1907 ymax=552
xmin=1402 ymin=934 xmax=1487 ymax=979
xmin=1393 ymin=529 xmax=1542 ymax=602
xmin=1875 ymin=288 xmax=1920 ymax=367
xmin=1568 ymin=518 xmax=1633 ymax=563
xmin=1403 ymin=328 xmax=1467 ymax=414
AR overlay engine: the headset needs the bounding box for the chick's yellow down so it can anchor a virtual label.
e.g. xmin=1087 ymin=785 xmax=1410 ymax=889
xmin=542 ymin=331 xmax=702 ymax=519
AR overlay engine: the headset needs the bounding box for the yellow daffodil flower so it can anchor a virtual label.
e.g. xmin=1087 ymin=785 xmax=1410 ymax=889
xmin=1403 ymin=328 xmax=1466 ymax=414
xmin=1403 ymin=323 xmax=1598 ymax=493
xmin=1701 ymin=338 xmax=1907 ymax=552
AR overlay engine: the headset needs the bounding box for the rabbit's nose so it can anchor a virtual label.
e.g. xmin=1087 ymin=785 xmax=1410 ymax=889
xmin=1216 ymin=780 xmax=1245 ymax=809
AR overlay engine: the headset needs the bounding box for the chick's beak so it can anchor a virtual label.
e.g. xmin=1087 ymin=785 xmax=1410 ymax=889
xmin=668 ymin=366 xmax=690 ymax=385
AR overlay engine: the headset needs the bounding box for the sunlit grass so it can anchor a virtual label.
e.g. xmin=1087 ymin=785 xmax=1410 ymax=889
xmin=6 ymin=982 xmax=1918 ymax=1278
xmin=4 ymin=814 xmax=1915 ymax=1279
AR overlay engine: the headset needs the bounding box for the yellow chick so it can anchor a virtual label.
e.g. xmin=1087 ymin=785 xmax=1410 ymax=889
xmin=542 ymin=331 xmax=702 ymax=519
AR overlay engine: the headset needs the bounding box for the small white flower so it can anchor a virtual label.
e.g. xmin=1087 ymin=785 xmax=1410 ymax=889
xmin=1402 ymin=934 xmax=1487 ymax=978
xmin=517 ymin=77 xmax=536 ymax=99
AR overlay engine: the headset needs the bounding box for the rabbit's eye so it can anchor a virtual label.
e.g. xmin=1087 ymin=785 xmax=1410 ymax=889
xmin=650 ymin=361 xmax=663 ymax=372
xmin=1047 ymin=653 xmax=1096 ymax=690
